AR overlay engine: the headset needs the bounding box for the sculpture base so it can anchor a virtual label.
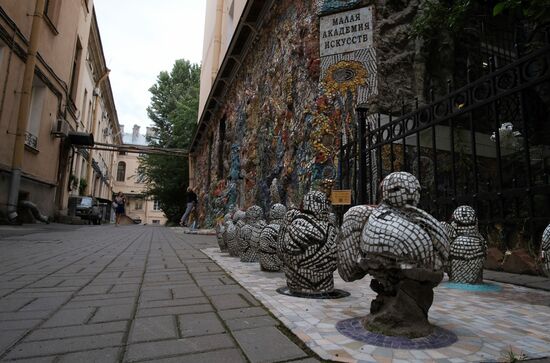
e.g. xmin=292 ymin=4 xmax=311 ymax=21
xmin=336 ymin=317 xmax=457 ymax=349
xmin=276 ymin=286 xmax=350 ymax=299
xmin=362 ymin=257 xmax=444 ymax=338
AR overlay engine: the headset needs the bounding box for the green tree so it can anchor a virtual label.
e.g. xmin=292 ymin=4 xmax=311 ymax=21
xmin=139 ymin=59 xmax=200 ymax=223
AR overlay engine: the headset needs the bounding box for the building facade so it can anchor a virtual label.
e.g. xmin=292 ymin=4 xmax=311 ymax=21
xmin=0 ymin=0 xmax=120 ymax=221
xmin=113 ymin=125 xmax=167 ymax=225
xmin=191 ymin=0 xmax=550 ymax=268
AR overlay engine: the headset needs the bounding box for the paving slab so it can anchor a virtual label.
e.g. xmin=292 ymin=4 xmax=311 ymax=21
xmin=232 ymin=326 xmax=308 ymax=363
xmin=0 ymin=226 xmax=316 ymax=362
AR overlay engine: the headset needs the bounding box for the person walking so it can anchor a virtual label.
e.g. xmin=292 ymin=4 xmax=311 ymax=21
xmin=114 ymin=192 xmax=126 ymax=226
xmin=180 ymin=187 xmax=197 ymax=227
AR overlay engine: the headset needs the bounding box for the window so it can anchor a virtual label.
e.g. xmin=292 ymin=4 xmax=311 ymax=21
xmin=118 ymin=151 xmax=126 ymax=155
xmin=152 ymin=220 xmax=160 ymax=224
xmin=25 ymin=77 xmax=46 ymax=149
xmin=69 ymin=39 xmax=83 ymax=102
xmin=153 ymin=200 xmax=161 ymax=211
xmin=80 ymin=89 xmax=87 ymax=128
xmin=116 ymin=161 xmax=126 ymax=181
xmin=135 ymin=201 xmax=142 ymax=210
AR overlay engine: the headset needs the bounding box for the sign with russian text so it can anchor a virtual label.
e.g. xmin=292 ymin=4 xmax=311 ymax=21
xmin=320 ymin=6 xmax=374 ymax=57
xmin=331 ymin=190 xmax=352 ymax=205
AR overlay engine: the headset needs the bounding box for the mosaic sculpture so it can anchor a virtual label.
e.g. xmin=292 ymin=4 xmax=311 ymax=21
xmin=444 ymin=206 xmax=487 ymax=284
xmin=337 ymin=172 xmax=450 ymax=338
xmin=279 ymin=191 xmax=339 ymax=294
xmin=259 ymin=203 xmax=287 ymax=271
xmin=215 ymin=213 xmax=231 ymax=252
xmin=226 ymin=210 xmax=245 ymax=257
xmin=542 ymin=224 xmax=550 ymax=277
xmin=239 ymin=205 xmax=266 ymax=262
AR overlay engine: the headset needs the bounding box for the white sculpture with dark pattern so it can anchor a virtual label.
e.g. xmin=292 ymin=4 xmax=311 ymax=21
xmin=279 ymin=191 xmax=339 ymax=294
xmin=259 ymin=203 xmax=287 ymax=271
xmin=226 ymin=210 xmax=245 ymax=257
xmin=337 ymin=171 xmax=450 ymax=338
xmin=239 ymin=205 xmax=266 ymax=262
xmin=444 ymin=206 xmax=487 ymax=284
xmin=541 ymin=224 xmax=550 ymax=277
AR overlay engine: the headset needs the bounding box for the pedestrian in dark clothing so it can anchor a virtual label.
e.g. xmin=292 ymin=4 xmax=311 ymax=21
xmin=180 ymin=187 xmax=198 ymax=227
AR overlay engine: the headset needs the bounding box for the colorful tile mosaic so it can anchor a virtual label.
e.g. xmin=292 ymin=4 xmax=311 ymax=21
xmin=203 ymin=247 xmax=550 ymax=362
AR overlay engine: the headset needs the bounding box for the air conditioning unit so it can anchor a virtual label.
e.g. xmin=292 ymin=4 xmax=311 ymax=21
xmin=51 ymin=118 xmax=69 ymax=137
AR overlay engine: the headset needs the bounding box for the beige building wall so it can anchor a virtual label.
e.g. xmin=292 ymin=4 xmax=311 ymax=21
xmin=198 ymin=0 xmax=246 ymax=119
xmin=0 ymin=0 xmax=120 ymax=219
xmin=112 ymin=128 xmax=167 ymax=225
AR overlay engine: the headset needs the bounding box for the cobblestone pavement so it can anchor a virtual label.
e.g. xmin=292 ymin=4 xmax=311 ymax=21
xmin=0 ymin=224 xmax=319 ymax=363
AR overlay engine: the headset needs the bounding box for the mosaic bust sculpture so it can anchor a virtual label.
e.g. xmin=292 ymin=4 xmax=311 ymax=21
xmin=338 ymin=171 xmax=450 ymax=338
xmin=259 ymin=203 xmax=287 ymax=271
xmin=279 ymin=191 xmax=339 ymax=294
xmin=444 ymin=206 xmax=487 ymax=284
xmin=542 ymin=224 xmax=550 ymax=277
xmin=239 ymin=205 xmax=266 ymax=262
xmin=226 ymin=210 xmax=245 ymax=257
xmin=215 ymin=213 xmax=231 ymax=252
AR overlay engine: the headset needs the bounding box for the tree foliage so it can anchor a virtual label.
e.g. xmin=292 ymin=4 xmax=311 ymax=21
xmin=139 ymin=59 xmax=200 ymax=223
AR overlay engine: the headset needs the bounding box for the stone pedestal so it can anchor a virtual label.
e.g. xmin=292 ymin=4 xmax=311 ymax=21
xmin=360 ymin=256 xmax=443 ymax=338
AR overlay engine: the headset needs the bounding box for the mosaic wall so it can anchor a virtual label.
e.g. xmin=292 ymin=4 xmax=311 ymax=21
xmin=192 ymin=0 xmax=420 ymax=227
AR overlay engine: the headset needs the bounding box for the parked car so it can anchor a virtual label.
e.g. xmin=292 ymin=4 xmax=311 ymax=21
xmin=130 ymin=216 xmax=142 ymax=224
xmin=69 ymin=196 xmax=101 ymax=225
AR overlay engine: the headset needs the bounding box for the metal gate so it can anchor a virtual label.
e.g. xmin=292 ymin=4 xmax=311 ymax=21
xmin=346 ymin=40 xmax=550 ymax=250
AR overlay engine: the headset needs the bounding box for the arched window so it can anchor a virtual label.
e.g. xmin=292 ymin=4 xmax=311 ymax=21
xmin=116 ymin=161 xmax=126 ymax=181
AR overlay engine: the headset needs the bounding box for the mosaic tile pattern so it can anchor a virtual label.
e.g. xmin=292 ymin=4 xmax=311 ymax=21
xmin=361 ymin=172 xmax=450 ymax=271
xmin=204 ymin=247 xmax=550 ymax=362
xmin=444 ymin=206 xmax=487 ymax=284
xmin=239 ymin=205 xmax=266 ymax=262
xmin=336 ymin=317 xmax=458 ymax=349
xmin=279 ymin=191 xmax=339 ymax=294
xmin=259 ymin=203 xmax=287 ymax=271
xmin=276 ymin=286 xmax=350 ymax=299
xmin=337 ymin=205 xmax=373 ymax=282
xmin=542 ymin=224 xmax=550 ymax=277
xmin=226 ymin=210 xmax=245 ymax=257
xmin=215 ymin=212 xmax=232 ymax=252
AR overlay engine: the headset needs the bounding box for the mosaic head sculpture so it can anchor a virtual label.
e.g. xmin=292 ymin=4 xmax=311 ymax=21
xmin=215 ymin=215 xmax=228 ymax=253
xmin=226 ymin=209 xmax=246 ymax=257
xmin=259 ymin=203 xmax=288 ymax=272
xmin=337 ymin=172 xmax=450 ymax=337
xmin=239 ymin=205 xmax=266 ymax=262
xmin=381 ymin=171 xmax=421 ymax=207
xmin=446 ymin=206 xmax=486 ymax=284
xmin=301 ymin=190 xmax=331 ymax=220
xmin=280 ymin=191 xmax=339 ymax=294
xmin=541 ymin=224 xmax=550 ymax=277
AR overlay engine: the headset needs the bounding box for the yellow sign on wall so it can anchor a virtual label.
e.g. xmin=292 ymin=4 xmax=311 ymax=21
xmin=331 ymin=190 xmax=352 ymax=205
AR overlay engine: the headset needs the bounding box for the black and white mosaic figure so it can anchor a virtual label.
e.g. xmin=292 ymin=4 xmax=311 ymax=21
xmin=226 ymin=210 xmax=245 ymax=257
xmin=239 ymin=205 xmax=266 ymax=262
xmin=279 ymin=191 xmax=339 ymax=294
xmin=215 ymin=213 xmax=231 ymax=252
xmin=337 ymin=171 xmax=450 ymax=338
xmin=541 ymin=224 xmax=550 ymax=277
xmin=259 ymin=203 xmax=287 ymax=271
xmin=445 ymin=206 xmax=487 ymax=284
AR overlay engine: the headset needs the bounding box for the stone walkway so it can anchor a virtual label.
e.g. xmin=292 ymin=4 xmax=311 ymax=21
xmin=0 ymin=224 xmax=319 ymax=362
xmin=204 ymin=248 xmax=550 ymax=363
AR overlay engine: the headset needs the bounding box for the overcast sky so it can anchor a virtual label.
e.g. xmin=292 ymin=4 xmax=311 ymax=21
xmin=94 ymin=0 xmax=206 ymax=133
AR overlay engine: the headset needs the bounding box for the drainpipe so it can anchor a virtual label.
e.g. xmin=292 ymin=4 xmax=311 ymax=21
xmin=7 ymin=0 xmax=46 ymax=222
xmin=84 ymin=69 xmax=110 ymax=195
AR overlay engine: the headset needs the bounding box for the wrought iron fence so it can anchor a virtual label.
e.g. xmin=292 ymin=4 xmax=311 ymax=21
xmin=345 ymin=41 xmax=550 ymax=251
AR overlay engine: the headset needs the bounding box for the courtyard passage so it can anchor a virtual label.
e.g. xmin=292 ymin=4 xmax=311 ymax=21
xmin=0 ymin=224 xmax=317 ymax=363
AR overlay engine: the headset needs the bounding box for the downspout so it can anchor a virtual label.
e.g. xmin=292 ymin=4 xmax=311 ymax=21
xmin=84 ymin=69 xmax=110 ymax=195
xmin=7 ymin=0 xmax=46 ymax=222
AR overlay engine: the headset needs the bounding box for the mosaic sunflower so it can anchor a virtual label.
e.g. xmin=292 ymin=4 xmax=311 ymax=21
xmin=323 ymin=60 xmax=368 ymax=95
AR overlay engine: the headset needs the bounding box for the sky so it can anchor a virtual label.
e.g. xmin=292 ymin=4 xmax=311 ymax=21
xmin=94 ymin=0 xmax=206 ymax=134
